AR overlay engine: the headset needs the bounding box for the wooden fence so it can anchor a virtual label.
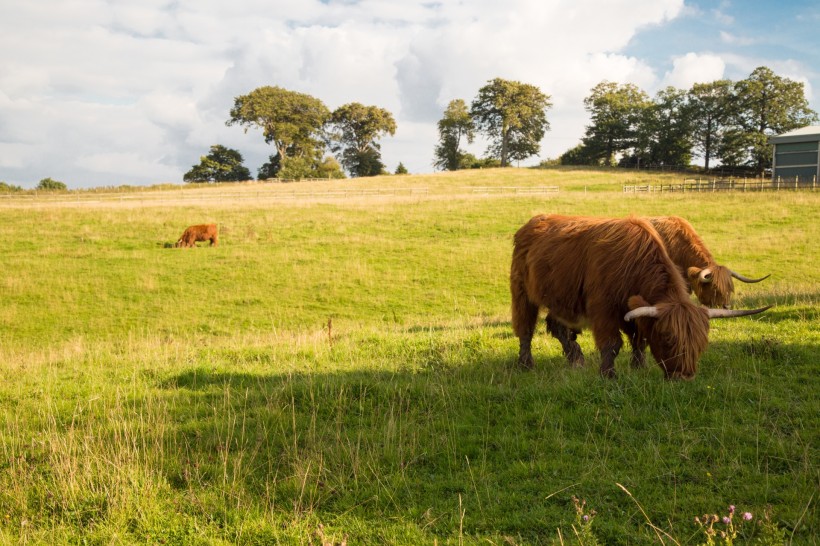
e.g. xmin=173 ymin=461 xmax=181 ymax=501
xmin=469 ymin=186 xmax=559 ymax=195
xmin=0 ymin=185 xmax=566 ymax=206
xmin=623 ymin=177 xmax=817 ymax=193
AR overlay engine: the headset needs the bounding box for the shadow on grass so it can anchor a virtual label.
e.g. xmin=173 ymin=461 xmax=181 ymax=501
xmin=141 ymin=327 xmax=819 ymax=543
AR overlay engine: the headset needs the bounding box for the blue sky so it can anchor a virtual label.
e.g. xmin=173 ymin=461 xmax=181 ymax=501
xmin=625 ymin=1 xmax=820 ymax=82
xmin=0 ymin=0 xmax=817 ymax=188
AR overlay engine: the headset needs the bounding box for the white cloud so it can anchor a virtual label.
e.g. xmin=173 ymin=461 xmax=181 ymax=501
xmin=720 ymin=31 xmax=755 ymax=46
xmin=3 ymin=0 xmax=814 ymax=188
xmin=662 ymin=52 xmax=726 ymax=89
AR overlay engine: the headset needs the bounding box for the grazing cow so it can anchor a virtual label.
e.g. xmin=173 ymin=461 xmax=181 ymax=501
xmin=510 ymin=214 xmax=770 ymax=379
xmin=648 ymin=216 xmax=769 ymax=308
xmin=174 ymin=224 xmax=219 ymax=248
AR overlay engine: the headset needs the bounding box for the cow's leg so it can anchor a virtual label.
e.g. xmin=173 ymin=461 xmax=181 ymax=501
xmin=514 ymin=306 xmax=538 ymax=369
xmin=624 ymin=325 xmax=647 ymax=368
xmin=629 ymin=337 xmax=647 ymax=369
xmin=595 ymin=335 xmax=623 ymax=379
xmin=511 ymin=288 xmax=538 ymax=369
xmin=546 ymin=314 xmax=584 ymax=367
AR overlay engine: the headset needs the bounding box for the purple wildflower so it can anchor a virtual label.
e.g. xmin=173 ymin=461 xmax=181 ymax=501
xmin=582 ymin=514 xmax=589 ymax=522
xmin=728 ymin=505 xmax=736 ymax=514
xmin=723 ymin=516 xmax=731 ymax=525
xmin=743 ymin=512 xmax=753 ymax=521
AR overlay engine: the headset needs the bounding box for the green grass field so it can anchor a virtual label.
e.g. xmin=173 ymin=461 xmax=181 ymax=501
xmin=0 ymin=168 xmax=817 ymax=544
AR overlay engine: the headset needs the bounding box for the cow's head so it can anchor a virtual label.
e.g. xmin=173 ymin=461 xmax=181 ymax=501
xmin=625 ymin=296 xmax=771 ymax=379
xmin=687 ymin=265 xmax=770 ymax=309
xmin=625 ymin=296 xmax=709 ymax=379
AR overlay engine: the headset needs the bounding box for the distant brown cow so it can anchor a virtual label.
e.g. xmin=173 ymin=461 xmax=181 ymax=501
xmin=648 ymin=216 xmax=769 ymax=308
xmin=174 ymin=224 xmax=218 ymax=248
xmin=510 ymin=214 xmax=770 ymax=379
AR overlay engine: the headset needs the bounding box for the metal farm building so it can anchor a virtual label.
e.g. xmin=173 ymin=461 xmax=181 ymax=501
xmin=769 ymin=125 xmax=820 ymax=184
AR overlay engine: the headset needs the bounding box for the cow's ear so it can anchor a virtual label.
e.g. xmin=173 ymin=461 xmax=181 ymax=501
xmin=687 ymin=266 xmax=702 ymax=283
xmin=628 ymin=295 xmax=650 ymax=310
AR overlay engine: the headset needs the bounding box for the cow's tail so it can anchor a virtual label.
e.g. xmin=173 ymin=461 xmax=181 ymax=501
xmin=510 ymin=240 xmax=538 ymax=341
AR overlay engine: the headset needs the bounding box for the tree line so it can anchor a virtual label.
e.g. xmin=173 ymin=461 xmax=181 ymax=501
xmin=185 ymin=88 xmax=398 ymax=182
xmin=184 ymin=66 xmax=816 ymax=183
xmin=562 ymin=66 xmax=817 ymax=175
xmin=185 ymin=78 xmax=553 ymax=183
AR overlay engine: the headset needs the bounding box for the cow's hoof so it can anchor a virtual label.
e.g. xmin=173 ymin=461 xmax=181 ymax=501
xmin=599 ymin=368 xmax=616 ymax=379
xmin=517 ymin=354 xmax=535 ymax=370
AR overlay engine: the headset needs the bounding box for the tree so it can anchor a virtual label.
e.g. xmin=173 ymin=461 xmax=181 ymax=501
xmin=629 ymin=87 xmax=692 ymax=167
xmin=0 ymin=181 xmax=23 ymax=192
xmin=581 ymin=81 xmax=651 ymax=165
xmin=183 ymin=145 xmax=251 ymax=183
xmin=559 ymin=144 xmax=596 ymax=166
xmin=470 ymin=78 xmax=552 ymax=167
xmin=226 ymin=86 xmax=330 ymax=172
xmin=257 ymin=153 xmax=283 ymax=180
xmin=327 ymin=102 xmax=396 ymax=177
xmin=731 ymin=66 xmax=818 ymax=175
xmin=395 ymin=162 xmax=408 ymax=175
xmin=687 ymin=80 xmax=733 ymax=170
xmin=36 ymin=177 xmax=67 ymax=190
xmin=257 ymin=152 xmax=344 ymax=180
xmin=315 ymin=157 xmax=346 ymax=179
xmin=433 ymin=99 xmax=475 ymax=171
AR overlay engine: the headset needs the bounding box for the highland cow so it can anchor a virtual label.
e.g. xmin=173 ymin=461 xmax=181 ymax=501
xmin=174 ymin=224 xmax=219 ymax=248
xmin=649 ymin=216 xmax=769 ymax=308
xmin=510 ymin=214 xmax=769 ymax=379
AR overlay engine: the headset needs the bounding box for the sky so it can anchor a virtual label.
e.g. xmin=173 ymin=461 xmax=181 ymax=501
xmin=1 ymin=0 xmax=818 ymax=189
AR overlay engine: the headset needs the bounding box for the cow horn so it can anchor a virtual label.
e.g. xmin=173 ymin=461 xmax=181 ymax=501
xmin=624 ymin=306 xmax=659 ymax=321
xmin=730 ymin=270 xmax=771 ymax=283
xmin=707 ymin=305 xmax=772 ymax=319
xmin=699 ymin=268 xmax=713 ymax=283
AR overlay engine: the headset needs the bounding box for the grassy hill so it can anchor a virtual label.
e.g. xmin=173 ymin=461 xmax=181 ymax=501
xmin=0 ymin=167 xmax=817 ymax=544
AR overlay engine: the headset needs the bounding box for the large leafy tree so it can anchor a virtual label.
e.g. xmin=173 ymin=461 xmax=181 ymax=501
xmin=327 ymin=102 xmax=396 ymax=177
xmin=470 ymin=78 xmax=551 ymax=167
xmin=581 ymin=81 xmax=650 ymax=165
xmin=730 ymin=66 xmax=818 ymax=175
xmin=183 ymin=145 xmax=251 ymax=183
xmin=687 ymin=80 xmax=733 ymax=171
xmin=630 ymin=87 xmax=692 ymax=167
xmin=433 ymin=99 xmax=475 ymax=171
xmin=226 ymin=86 xmax=330 ymax=169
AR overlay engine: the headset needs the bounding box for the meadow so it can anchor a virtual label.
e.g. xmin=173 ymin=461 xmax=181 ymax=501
xmin=0 ymin=168 xmax=817 ymax=544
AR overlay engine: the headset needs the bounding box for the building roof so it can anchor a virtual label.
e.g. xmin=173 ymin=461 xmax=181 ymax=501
xmin=769 ymin=125 xmax=820 ymax=144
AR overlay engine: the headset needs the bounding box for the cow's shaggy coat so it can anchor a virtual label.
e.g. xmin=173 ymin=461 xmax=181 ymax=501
xmin=175 ymin=224 xmax=219 ymax=248
xmin=510 ymin=214 xmax=710 ymax=379
xmin=649 ymin=216 xmax=768 ymax=308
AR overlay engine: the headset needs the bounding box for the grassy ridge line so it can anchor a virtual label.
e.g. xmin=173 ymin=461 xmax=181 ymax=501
xmin=0 ymin=168 xmax=817 ymax=543
xmin=0 ymin=166 xmax=721 ymax=205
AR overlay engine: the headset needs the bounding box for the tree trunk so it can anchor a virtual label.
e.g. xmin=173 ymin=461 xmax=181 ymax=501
xmin=500 ymin=124 xmax=509 ymax=167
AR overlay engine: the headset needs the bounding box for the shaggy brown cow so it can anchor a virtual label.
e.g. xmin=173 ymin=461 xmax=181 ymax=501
xmin=510 ymin=214 xmax=770 ymax=379
xmin=174 ymin=224 xmax=219 ymax=248
xmin=649 ymin=216 xmax=769 ymax=308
